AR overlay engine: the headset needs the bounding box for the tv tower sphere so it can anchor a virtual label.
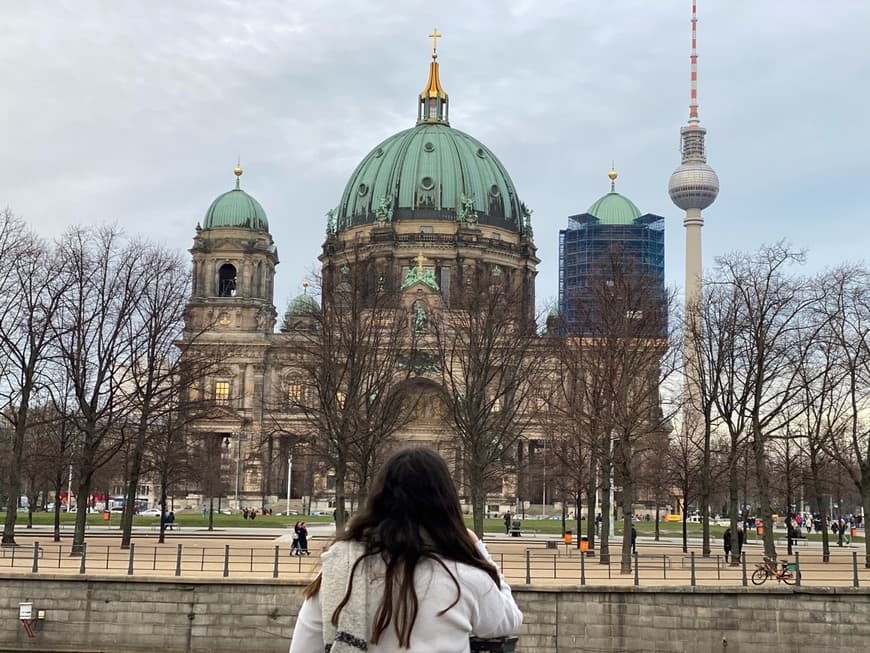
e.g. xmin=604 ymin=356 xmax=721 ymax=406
xmin=668 ymin=149 xmax=719 ymax=210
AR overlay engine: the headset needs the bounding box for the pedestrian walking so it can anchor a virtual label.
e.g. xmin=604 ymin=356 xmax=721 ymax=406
xmin=630 ymin=526 xmax=637 ymax=554
xmin=291 ymin=521 xmax=302 ymax=556
xmin=288 ymin=446 xmax=521 ymax=653
xmin=503 ymin=511 xmax=511 ymax=535
xmin=723 ymin=528 xmax=732 ymax=563
xmin=296 ymin=521 xmax=310 ymax=555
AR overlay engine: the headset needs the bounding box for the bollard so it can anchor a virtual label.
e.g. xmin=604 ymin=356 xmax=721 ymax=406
xmin=175 ymin=543 xmax=183 ymax=577
xmin=80 ymin=542 xmax=87 ymax=575
xmin=716 ymin=555 xmax=721 ymax=580
xmin=690 ymin=551 xmax=696 ymax=587
xmin=633 ymin=552 xmax=639 ymax=586
xmin=853 ymin=551 xmax=860 ymax=588
xmin=741 ymin=552 xmax=747 ymax=587
xmin=273 ymin=545 xmax=280 ymax=579
xmin=127 ymin=543 xmax=135 ymax=576
xmin=663 ymin=555 xmax=668 ymax=580
xmin=794 ymin=552 xmax=800 ymax=587
xmin=32 ymin=542 xmax=39 ymax=573
xmin=580 ymin=549 xmax=586 ymax=586
xmin=223 ymin=544 xmax=230 ymax=578
xmin=525 ymin=550 xmax=531 ymax=585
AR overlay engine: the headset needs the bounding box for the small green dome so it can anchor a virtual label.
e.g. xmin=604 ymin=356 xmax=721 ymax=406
xmin=336 ymin=122 xmax=525 ymax=232
xmin=204 ymin=171 xmax=269 ymax=231
xmin=586 ymin=191 xmax=642 ymax=225
xmin=285 ymin=293 xmax=319 ymax=317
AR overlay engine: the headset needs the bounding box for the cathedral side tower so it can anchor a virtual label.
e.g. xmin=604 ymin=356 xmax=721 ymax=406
xmin=186 ymin=165 xmax=279 ymax=336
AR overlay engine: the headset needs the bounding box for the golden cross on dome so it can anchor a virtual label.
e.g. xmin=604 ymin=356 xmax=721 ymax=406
xmin=415 ymin=252 xmax=426 ymax=273
xmin=428 ymin=28 xmax=442 ymax=59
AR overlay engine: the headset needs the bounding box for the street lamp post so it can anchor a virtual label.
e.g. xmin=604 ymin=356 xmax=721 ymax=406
xmin=232 ymin=427 xmax=247 ymax=510
xmin=287 ymin=453 xmax=293 ymax=515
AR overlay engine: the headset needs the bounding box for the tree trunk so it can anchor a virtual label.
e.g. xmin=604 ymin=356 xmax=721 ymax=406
xmin=334 ymin=460 xmax=347 ymax=535
xmin=1 ymin=410 xmax=29 ymax=545
xmin=701 ymin=417 xmax=711 ymax=557
xmin=728 ymin=438 xmax=740 ymax=566
xmin=861 ymin=474 xmax=870 ymax=568
xmin=120 ymin=423 xmax=148 ymax=549
xmin=620 ymin=475 xmax=634 ymax=574
xmin=71 ymin=472 xmax=93 ymax=556
xmin=585 ymin=459 xmax=597 ymax=555
xmin=599 ymin=460 xmax=611 ymax=565
xmin=751 ymin=427 xmax=777 ymax=559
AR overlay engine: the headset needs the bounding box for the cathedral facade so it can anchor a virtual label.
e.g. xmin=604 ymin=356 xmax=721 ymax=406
xmin=179 ymin=44 xmax=548 ymax=513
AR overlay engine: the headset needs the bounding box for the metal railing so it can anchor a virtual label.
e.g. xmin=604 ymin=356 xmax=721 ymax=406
xmin=2 ymin=540 xmax=868 ymax=588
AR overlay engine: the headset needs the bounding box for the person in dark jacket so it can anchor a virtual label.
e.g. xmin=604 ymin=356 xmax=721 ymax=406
xmin=295 ymin=521 xmax=310 ymax=555
xmin=630 ymin=526 xmax=637 ymax=554
xmin=736 ymin=524 xmax=745 ymax=557
xmin=723 ymin=528 xmax=732 ymax=563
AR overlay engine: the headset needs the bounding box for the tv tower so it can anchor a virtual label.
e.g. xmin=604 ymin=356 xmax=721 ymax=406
xmin=668 ymin=0 xmax=719 ymax=308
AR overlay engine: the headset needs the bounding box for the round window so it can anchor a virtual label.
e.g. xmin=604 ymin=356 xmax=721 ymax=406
xmin=490 ymin=185 xmax=501 ymax=197
xmin=373 ymin=148 xmax=384 ymax=158
xmin=423 ymin=141 xmax=435 ymax=152
xmin=358 ymin=183 xmax=368 ymax=196
xmin=476 ymin=148 xmax=486 ymax=159
xmin=420 ymin=177 xmax=435 ymax=191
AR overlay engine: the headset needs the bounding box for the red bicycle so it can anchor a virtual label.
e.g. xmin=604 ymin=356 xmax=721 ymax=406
xmin=751 ymin=555 xmax=799 ymax=585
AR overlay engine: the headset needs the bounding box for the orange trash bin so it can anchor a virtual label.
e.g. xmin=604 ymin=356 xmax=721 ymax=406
xmin=103 ymin=510 xmax=111 ymax=521
xmin=564 ymin=531 xmax=573 ymax=545
xmin=579 ymin=536 xmax=589 ymax=552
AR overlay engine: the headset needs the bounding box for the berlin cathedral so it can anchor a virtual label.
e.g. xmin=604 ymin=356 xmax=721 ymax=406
xmin=180 ymin=37 xmax=559 ymax=514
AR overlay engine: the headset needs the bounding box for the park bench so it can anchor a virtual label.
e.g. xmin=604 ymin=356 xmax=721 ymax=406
xmin=634 ymin=553 xmax=671 ymax=568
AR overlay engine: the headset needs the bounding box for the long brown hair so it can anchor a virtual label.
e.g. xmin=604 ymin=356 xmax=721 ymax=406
xmin=304 ymin=447 xmax=499 ymax=647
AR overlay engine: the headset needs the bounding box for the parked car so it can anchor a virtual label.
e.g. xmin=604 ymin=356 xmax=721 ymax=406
xmin=139 ymin=508 xmax=162 ymax=517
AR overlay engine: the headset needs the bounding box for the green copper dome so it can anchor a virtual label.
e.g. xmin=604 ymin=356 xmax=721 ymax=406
xmin=335 ymin=122 xmax=526 ymax=232
xmin=285 ymin=292 xmax=319 ymax=317
xmin=586 ymin=191 xmax=642 ymax=225
xmin=204 ymin=169 xmax=269 ymax=231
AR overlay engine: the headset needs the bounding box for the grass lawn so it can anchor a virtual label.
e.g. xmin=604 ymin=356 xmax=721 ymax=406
xmin=5 ymin=512 xmax=862 ymax=544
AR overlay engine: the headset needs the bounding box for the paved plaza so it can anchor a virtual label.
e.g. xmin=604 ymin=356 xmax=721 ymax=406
xmin=2 ymin=524 xmax=867 ymax=589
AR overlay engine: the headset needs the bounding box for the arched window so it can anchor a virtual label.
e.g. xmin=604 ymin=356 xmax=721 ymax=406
xmin=218 ymin=263 xmax=237 ymax=297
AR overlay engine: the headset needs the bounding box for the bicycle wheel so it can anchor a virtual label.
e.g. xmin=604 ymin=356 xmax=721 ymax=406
xmin=782 ymin=570 xmax=799 ymax=585
xmin=751 ymin=568 xmax=768 ymax=585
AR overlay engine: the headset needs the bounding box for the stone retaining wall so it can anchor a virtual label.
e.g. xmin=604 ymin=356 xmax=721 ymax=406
xmin=1 ymin=575 xmax=868 ymax=652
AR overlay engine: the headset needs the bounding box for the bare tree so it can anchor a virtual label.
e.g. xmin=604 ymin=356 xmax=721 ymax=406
xmin=431 ymin=268 xmax=545 ymax=537
xmin=0 ymin=211 xmax=69 ymax=545
xmin=822 ymin=265 xmax=870 ymax=567
xmin=556 ymin=246 xmax=675 ymax=572
xmin=116 ymin=243 xmax=192 ymax=548
xmin=287 ymin=251 xmax=416 ymax=531
xmin=51 ymin=226 xmax=144 ymax=554
xmin=711 ymin=243 xmax=819 ymax=559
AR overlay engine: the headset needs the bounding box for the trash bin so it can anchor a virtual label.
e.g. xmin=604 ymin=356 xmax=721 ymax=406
xmin=103 ymin=510 xmax=111 ymax=521
xmin=564 ymin=530 xmax=573 ymax=545
xmin=757 ymin=526 xmax=764 ymax=536
xmin=579 ymin=535 xmax=589 ymax=552
xmin=511 ymin=519 xmax=521 ymax=537
xmin=851 ymin=527 xmax=858 ymax=539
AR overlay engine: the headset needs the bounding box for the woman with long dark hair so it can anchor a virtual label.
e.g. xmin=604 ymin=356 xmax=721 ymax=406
xmin=289 ymin=447 xmax=521 ymax=652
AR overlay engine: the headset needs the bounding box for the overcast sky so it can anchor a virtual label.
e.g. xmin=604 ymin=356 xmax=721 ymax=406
xmin=3 ymin=1 xmax=868 ymax=311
